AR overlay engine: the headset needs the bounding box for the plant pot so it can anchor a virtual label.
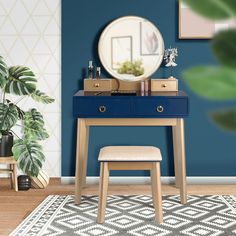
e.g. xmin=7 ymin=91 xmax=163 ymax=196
xmin=30 ymin=170 xmax=50 ymax=189
xmin=0 ymin=133 xmax=13 ymax=157
xmin=18 ymin=175 xmax=31 ymax=191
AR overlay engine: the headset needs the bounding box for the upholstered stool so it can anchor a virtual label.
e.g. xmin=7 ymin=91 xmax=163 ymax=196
xmin=0 ymin=156 xmax=18 ymax=191
xmin=97 ymin=146 xmax=163 ymax=224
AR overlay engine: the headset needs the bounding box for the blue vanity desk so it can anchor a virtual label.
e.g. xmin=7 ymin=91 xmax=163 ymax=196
xmin=73 ymin=90 xmax=189 ymax=204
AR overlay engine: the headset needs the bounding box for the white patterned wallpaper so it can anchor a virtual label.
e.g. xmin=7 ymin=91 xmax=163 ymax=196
xmin=0 ymin=0 xmax=61 ymax=176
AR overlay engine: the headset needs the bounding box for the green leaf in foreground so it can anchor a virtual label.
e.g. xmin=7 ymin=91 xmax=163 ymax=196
xmin=31 ymin=90 xmax=55 ymax=104
xmin=182 ymin=0 xmax=236 ymax=20
xmin=211 ymin=108 xmax=236 ymax=132
xmin=212 ymin=29 xmax=236 ymax=69
xmin=12 ymin=139 xmax=45 ymax=177
xmin=182 ymin=66 xmax=236 ymax=100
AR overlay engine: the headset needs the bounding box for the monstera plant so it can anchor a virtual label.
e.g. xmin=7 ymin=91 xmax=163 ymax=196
xmin=182 ymin=0 xmax=236 ymax=132
xmin=0 ymin=55 xmax=54 ymax=177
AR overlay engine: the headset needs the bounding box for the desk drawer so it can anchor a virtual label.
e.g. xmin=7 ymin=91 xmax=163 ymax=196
xmin=134 ymin=98 xmax=188 ymax=117
xmin=74 ymin=98 xmax=131 ymax=117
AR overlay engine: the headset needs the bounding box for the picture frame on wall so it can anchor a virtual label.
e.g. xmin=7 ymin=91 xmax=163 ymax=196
xmin=178 ymin=0 xmax=235 ymax=39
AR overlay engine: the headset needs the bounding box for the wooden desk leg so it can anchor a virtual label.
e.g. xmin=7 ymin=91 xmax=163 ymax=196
xmin=173 ymin=118 xmax=187 ymax=204
xmin=172 ymin=124 xmax=180 ymax=188
xmin=82 ymin=126 xmax=89 ymax=188
xmin=75 ymin=118 xmax=86 ymax=204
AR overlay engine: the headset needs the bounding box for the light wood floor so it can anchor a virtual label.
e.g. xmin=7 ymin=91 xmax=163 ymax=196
xmin=1 ymin=178 xmax=236 ymax=236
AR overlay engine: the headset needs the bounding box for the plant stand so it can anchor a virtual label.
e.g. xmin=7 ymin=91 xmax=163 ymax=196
xmin=0 ymin=156 xmax=18 ymax=191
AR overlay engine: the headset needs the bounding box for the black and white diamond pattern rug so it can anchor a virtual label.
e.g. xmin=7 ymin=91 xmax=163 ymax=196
xmin=10 ymin=195 xmax=236 ymax=236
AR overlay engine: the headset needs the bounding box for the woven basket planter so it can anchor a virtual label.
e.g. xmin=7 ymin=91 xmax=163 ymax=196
xmin=30 ymin=170 xmax=50 ymax=189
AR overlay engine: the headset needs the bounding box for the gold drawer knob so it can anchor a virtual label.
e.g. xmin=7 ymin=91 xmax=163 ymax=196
xmin=161 ymin=84 xmax=167 ymax=88
xmin=156 ymin=105 xmax=164 ymax=113
xmin=99 ymin=105 xmax=106 ymax=113
xmin=94 ymin=83 xmax=100 ymax=87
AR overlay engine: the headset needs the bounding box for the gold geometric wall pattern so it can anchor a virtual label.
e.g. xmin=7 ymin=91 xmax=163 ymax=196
xmin=0 ymin=0 xmax=61 ymax=177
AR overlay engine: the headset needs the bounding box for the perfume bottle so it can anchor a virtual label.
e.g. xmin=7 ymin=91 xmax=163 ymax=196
xmin=140 ymin=81 xmax=145 ymax=96
xmin=96 ymin=67 xmax=101 ymax=79
xmin=141 ymin=81 xmax=144 ymax=92
xmin=144 ymin=80 xmax=149 ymax=93
xmin=88 ymin=60 xmax=94 ymax=79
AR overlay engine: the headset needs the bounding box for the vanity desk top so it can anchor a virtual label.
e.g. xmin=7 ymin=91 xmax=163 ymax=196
xmin=74 ymin=90 xmax=187 ymax=97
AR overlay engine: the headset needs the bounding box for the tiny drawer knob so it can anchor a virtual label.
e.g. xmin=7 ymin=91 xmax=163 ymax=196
xmin=99 ymin=105 xmax=106 ymax=113
xmin=156 ymin=105 xmax=164 ymax=113
xmin=94 ymin=83 xmax=100 ymax=87
xmin=161 ymin=84 xmax=167 ymax=88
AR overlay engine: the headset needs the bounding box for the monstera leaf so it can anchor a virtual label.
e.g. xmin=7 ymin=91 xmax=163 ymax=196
xmin=24 ymin=109 xmax=44 ymax=126
xmin=211 ymin=108 xmax=236 ymax=131
xmin=182 ymin=0 xmax=236 ymax=20
xmin=31 ymin=90 xmax=55 ymax=104
xmin=24 ymin=109 xmax=49 ymax=140
xmin=12 ymin=139 xmax=45 ymax=177
xmin=0 ymin=56 xmax=8 ymax=88
xmin=4 ymin=66 xmax=37 ymax=95
xmin=0 ymin=103 xmax=18 ymax=131
xmin=5 ymin=99 xmax=25 ymax=119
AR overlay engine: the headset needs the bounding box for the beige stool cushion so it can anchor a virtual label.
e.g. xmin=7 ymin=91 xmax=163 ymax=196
xmin=98 ymin=146 xmax=162 ymax=162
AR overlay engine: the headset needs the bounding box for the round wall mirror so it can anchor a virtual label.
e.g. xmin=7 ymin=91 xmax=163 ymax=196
xmin=98 ymin=16 xmax=165 ymax=82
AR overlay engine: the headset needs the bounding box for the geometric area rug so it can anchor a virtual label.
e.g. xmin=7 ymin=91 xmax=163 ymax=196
xmin=10 ymin=195 xmax=236 ymax=236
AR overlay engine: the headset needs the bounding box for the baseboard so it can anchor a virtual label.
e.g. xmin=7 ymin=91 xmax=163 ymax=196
xmin=61 ymin=176 xmax=236 ymax=185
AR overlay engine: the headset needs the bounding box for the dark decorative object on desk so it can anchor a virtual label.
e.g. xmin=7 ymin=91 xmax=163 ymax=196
xmin=18 ymin=175 xmax=31 ymax=191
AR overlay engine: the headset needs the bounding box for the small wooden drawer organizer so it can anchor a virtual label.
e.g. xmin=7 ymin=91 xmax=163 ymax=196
xmin=151 ymin=78 xmax=178 ymax=92
xmin=84 ymin=79 xmax=112 ymax=92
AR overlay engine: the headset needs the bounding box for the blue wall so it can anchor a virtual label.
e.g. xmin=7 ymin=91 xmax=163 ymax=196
xmin=62 ymin=0 xmax=236 ymax=177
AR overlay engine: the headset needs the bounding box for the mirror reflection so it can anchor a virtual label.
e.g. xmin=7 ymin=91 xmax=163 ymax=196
xmin=98 ymin=16 xmax=165 ymax=82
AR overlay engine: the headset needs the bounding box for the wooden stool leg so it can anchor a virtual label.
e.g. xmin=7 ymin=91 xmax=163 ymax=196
xmin=13 ymin=164 xmax=18 ymax=191
xmin=151 ymin=162 xmax=163 ymax=223
xmin=9 ymin=164 xmax=14 ymax=189
xmin=151 ymin=167 xmax=156 ymax=211
xmin=97 ymin=162 xmax=109 ymax=224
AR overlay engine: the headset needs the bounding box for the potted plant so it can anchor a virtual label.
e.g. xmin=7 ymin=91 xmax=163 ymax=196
xmin=0 ymin=55 xmax=54 ymax=180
